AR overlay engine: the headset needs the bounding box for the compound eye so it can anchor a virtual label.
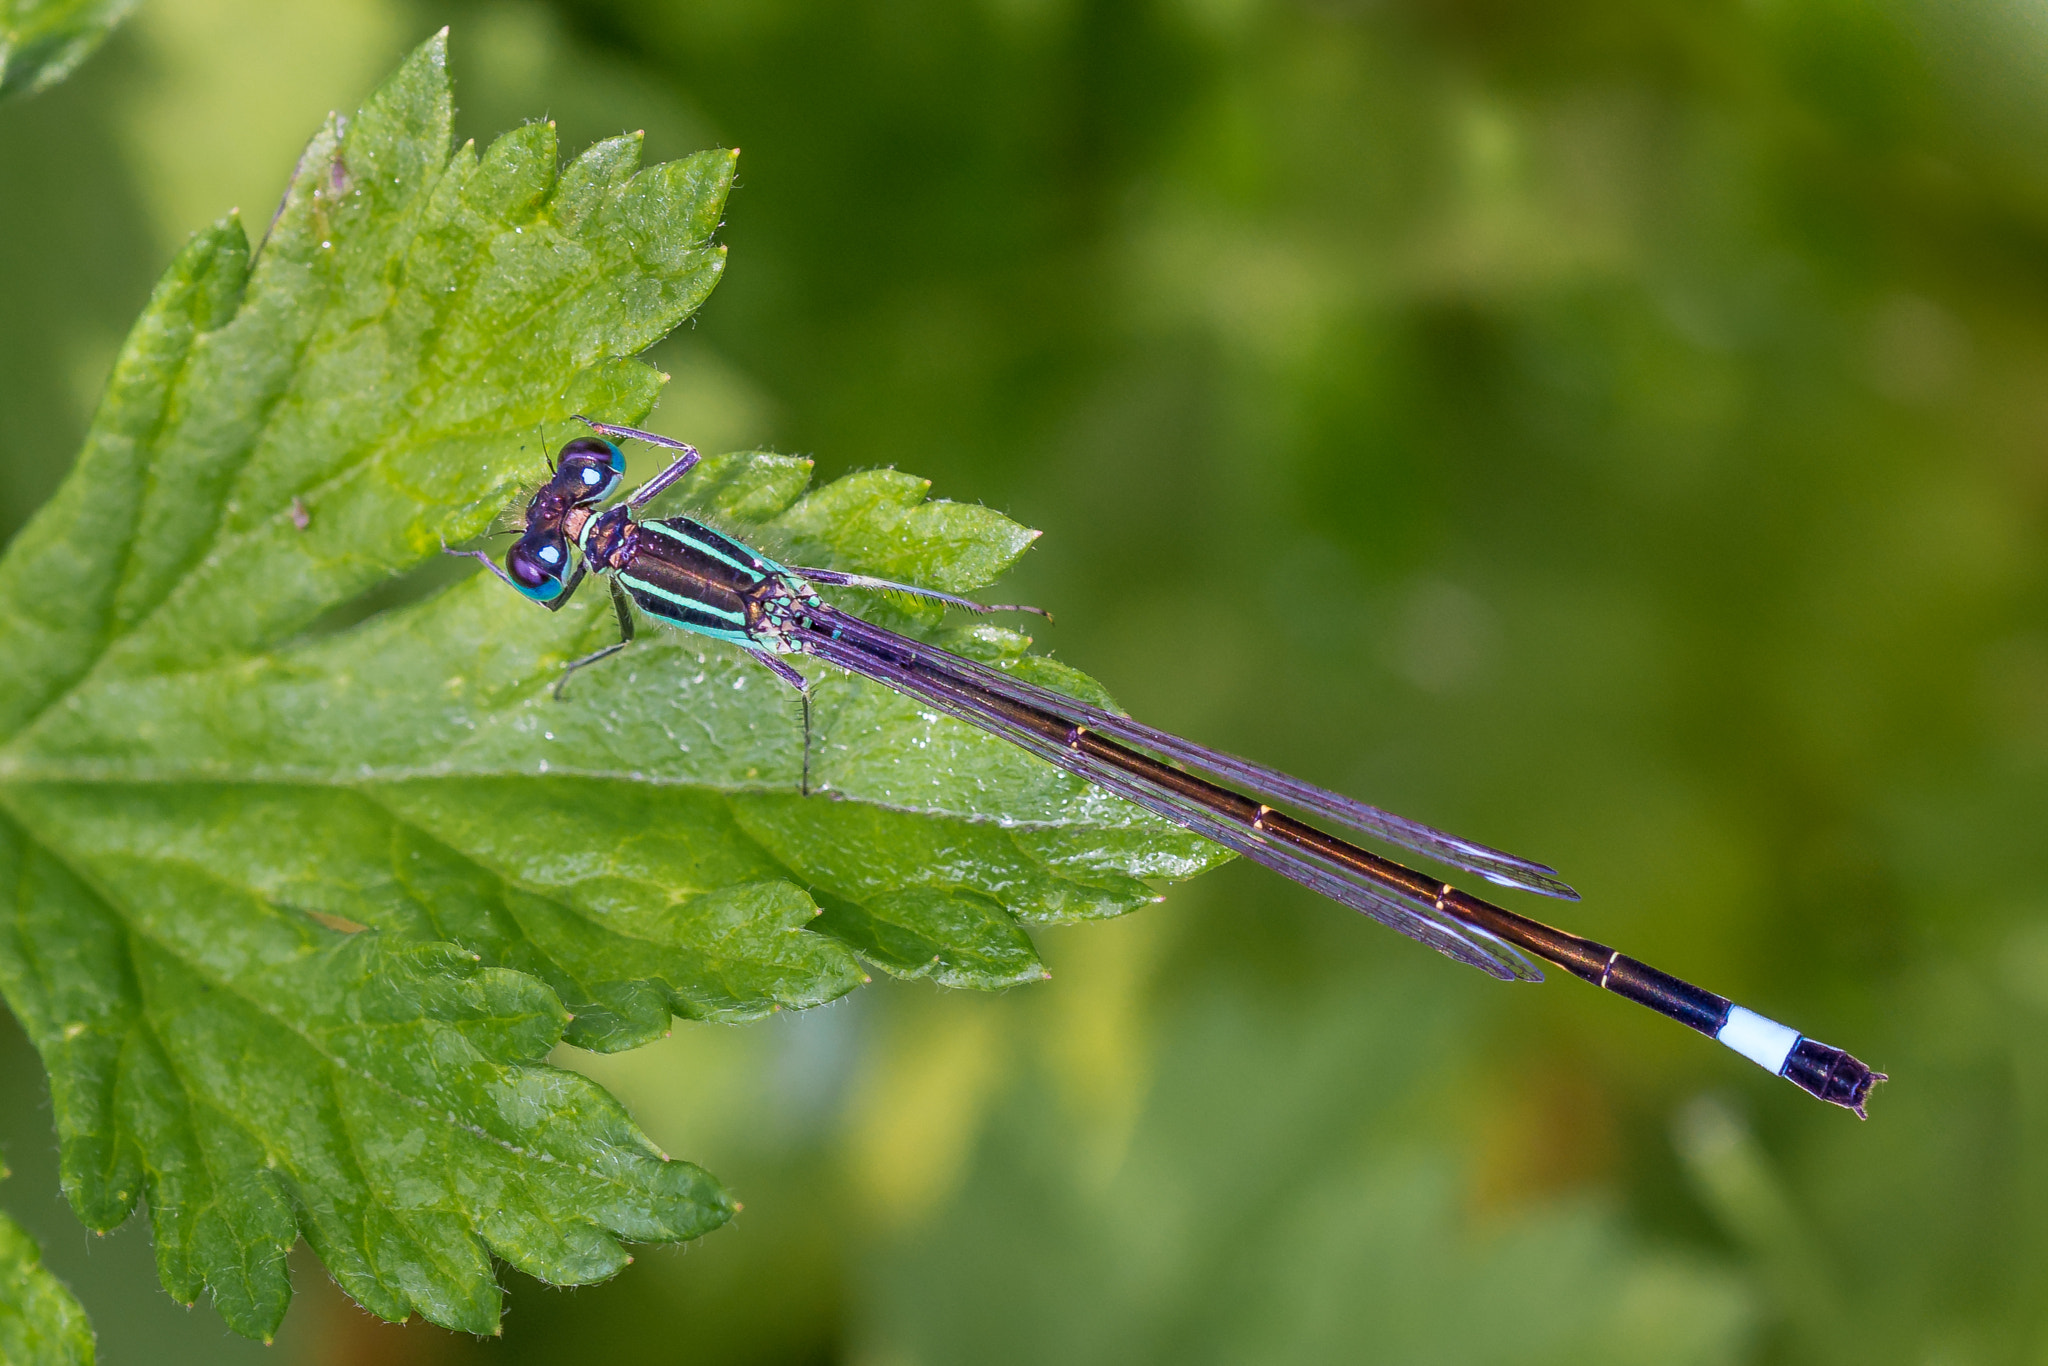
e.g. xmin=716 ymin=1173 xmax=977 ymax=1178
xmin=506 ymin=533 xmax=571 ymax=601
xmin=554 ymin=437 xmax=626 ymax=505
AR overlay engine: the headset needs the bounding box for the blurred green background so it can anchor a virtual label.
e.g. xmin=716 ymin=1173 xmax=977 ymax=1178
xmin=4 ymin=0 xmax=2045 ymax=1361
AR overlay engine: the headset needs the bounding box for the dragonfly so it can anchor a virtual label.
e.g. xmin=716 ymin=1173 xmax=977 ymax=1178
xmin=448 ymin=418 xmax=1885 ymax=1117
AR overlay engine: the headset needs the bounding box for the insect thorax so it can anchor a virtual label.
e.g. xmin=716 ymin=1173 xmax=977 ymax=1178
xmin=577 ymin=506 xmax=636 ymax=568
xmin=746 ymin=576 xmax=820 ymax=654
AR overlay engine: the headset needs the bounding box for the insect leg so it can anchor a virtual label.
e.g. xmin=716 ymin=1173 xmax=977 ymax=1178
xmin=576 ymin=416 xmax=694 ymax=450
xmin=745 ymin=650 xmax=810 ymax=692
xmin=737 ymin=651 xmax=815 ymax=795
xmin=442 ymin=541 xmax=523 ymax=590
xmin=553 ymin=577 xmax=637 ymax=700
xmin=540 ymin=561 xmax=588 ymax=613
xmin=574 ymin=416 xmax=704 ymax=507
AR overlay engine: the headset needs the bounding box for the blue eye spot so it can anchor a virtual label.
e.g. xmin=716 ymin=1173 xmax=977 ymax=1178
xmin=513 ymin=574 xmax=565 ymax=603
xmin=538 ymin=545 xmax=562 ymax=564
xmin=581 ymin=467 xmax=602 ymax=485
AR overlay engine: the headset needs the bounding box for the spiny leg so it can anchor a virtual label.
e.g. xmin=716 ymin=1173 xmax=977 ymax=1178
xmin=740 ymin=651 xmax=816 ymax=795
xmin=575 ymin=415 xmax=690 ymax=449
xmin=553 ymin=577 xmax=637 ymax=700
xmin=790 ymin=566 xmax=1052 ymax=621
xmin=575 ymin=415 xmax=704 ymax=507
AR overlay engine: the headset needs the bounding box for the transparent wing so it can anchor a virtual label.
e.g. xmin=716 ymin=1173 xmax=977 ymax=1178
xmin=801 ymin=608 xmax=1545 ymax=983
xmin=802 ymin=606 xmax=1577 ymax=900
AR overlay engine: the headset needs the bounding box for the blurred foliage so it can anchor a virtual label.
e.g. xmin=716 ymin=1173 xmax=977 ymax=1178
xmin=0 ymin=1166 xmax=92 ymax=1366
xmin=0 ymin=0 xmax=137 ymax=101
xmin=859 ymin=960 xmax=1755 ymax=1366
xmin=3 ymin=0 xmax=2047 ymax=1363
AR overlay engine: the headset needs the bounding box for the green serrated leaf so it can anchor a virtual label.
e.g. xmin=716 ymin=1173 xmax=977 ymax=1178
xmin=0 ymin=0 xmax=137 ymax=101
xmin=770 ymin=468 xmax=1042 ymax=594
xmin=0 ymin=29 xmax=1227 ymax=1341
xmin=0 ymin=1172 xmax=94 ymax=1366
xmin=0 ymin=815 xmax=730 ymax=1340
xmin=0 ymin=32 xmax=746 ymax=1339
xmin=663 ymin=450 xmax=816 ymax=524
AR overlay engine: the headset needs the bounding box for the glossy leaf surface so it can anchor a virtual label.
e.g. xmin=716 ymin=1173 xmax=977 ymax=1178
xmin=0 ymin=32 xmax=1226 ymax=1341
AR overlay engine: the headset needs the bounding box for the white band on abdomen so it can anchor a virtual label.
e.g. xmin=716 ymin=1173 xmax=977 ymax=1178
xmin=1715 ymin=1006 xmax=1800 ymax=1074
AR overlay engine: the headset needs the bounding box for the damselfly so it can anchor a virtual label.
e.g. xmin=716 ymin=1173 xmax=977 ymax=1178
xmin=449 ymin=419 xmax=1885 ymax=1116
